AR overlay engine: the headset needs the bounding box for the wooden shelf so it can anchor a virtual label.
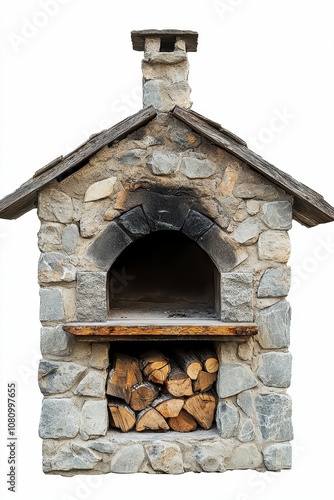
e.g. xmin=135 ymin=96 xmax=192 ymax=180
xmin=63 ymin=320 xmax=258 ymax=342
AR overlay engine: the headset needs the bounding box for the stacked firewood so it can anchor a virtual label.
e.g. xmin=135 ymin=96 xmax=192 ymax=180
xmin=106 ymin=348 xmax=219 ymax=432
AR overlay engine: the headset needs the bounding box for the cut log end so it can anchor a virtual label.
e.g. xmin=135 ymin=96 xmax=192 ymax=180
xmin=136 ymin=407 xmax=169 ymax=432
xmin=168 ymin=410 xmax=197 ymax=432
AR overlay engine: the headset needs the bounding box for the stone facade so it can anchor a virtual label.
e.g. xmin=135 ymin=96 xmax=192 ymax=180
xmin=37 ymin=111 xmax=293 ymax=475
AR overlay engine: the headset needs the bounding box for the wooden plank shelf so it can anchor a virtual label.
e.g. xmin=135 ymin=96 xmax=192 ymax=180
xmin=63 ymin=321 xmax=258 ymax=342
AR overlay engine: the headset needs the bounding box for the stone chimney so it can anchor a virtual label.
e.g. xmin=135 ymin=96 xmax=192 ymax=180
xmin=131 ymin=29 xmax=198 ymax=112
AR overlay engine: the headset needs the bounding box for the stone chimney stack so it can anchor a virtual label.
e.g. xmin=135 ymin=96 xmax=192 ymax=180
xmin=131 ymin=29 xmax=198 ymax=112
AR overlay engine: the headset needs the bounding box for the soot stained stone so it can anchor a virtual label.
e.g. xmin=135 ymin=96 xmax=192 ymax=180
xmin=182 ymin=210 xmax=213 ymax=240
xmin=86 ymin=221 xmax=133 ymax=270
xmin=118 ymin=206 xmax=151 ymax=239
xmin=141 ymin=191 xmax=192 ymax=231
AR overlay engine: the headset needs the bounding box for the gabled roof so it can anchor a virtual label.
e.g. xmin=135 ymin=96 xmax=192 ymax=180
xmin=0 ymin=105 xmax=333 ymax=227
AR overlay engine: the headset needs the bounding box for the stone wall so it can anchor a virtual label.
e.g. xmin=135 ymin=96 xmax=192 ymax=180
xmin=37 ymin=112 xmax=293 ymax=474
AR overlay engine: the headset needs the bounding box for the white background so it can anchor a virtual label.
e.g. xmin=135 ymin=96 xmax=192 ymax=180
xmin=1 ymin=1 xmax=334 ymax=499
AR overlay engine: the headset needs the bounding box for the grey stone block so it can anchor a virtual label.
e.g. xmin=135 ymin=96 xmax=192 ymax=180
xmin=216 ymin=401 xmax=239 ymax=438
xmin=181 ymin=210 xmax=213 ymax=240
xmin=117 ymin=149 xmax=147 ymax=165
xmin=80 ymin=400 xmax=108 ymax=440
xmin=38 ymin=189 xmax=74 ymax=223
xmin=74 ymin=370 xmax=106 ymax=397
xmin=264 ymin=443 xmax=292 ymax=471
xmin=257 ymin=301 xmax=291 ymax=348
xmin=38 ymin=222 xmax=63 ymax=253
xmin=45 ymin=443 xmax=101 ymax=472
xmin=90 ymin=441 xmax=116 ymax=454
xmin=111 ymin=445 xmax=145 ymax=473
xmin=217 ymin=363 xmax=257 ymax=398
xmin=255 ymin=393 xmax=293 ymax=441
xmin=147 ymin=151 xmax=179 ymax=175
xmin=232 ymin=219 xmax=261 ymax=245
xmin=143 ymin=80 xmax=163 ymax=110
xmin=236 ymin=391 xmax=253 ymax=418
xmin=40 ymin=325 xmax=71 ymax=356
xmin=228 ymin=444 xmax=263 ymax=470
xmin=86 ymin=222 xmax=132 ymax=270
xmin=145 ymin=442 xmax=184 ymax=474
xmin=62 ymin=224 xmax=79 ymax=254
xmin=257 ymin=266 xmax=291 ymax=297
xmin=38 ymin=252 xmax=76 ymax=284
xmin=198 ymin=225 xmax=248 ymax=272
xmin=168 ymin=123 xmax=201 ymax=148
xmin=180 ymin=157 xmax=216 ymax=178
xmin=238 ymin=420 xmax=255 ymax=442
xmin=262 ymin=201 xmax=292 ymax=230
xmin=38 ymin=360 xmax=86 ymax=395
xmin=118 ymin=206 xmax=151 ymax=239
xmin=221 ymin=272 xmax=253 ymax=321
xmin=192 ymin=443 xmax=224 ymax=472
xmin=39 ymin=287 xmax=64 ymax=321
xmin=76 ymin=272 xmax=107 ymax=322
xmin=39 ymin=398 xmax=80 ymax=438
xmin=257 ymin=352 xmax=292 ymax=388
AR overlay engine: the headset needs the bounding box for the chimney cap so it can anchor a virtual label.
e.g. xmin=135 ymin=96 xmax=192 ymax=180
xmin=131 ymin=29 xmax=198 ymax=52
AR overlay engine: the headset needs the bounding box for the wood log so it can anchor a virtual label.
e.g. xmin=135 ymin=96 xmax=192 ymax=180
xmin=129 ymin=381 xmax=160 ymax=411
xmin=172 ymin=349 xmax=203 ymax=380
xmin=168 ymin=410 xmax=198 ymax=432
xmin=140 ymin=350 xmax=171 ymax=385
xmin=136 ymin=407 xmax=169 ymax=432
xmin=183 ymin=392 xmax=217 ymax=430
xmin=193 ymin=348 xmax=219 ymax=373
xmin=192 ymin=370 xmax=217 ymax=393
xmin=108 ymin=399 xmax=136 ymax=432
xmin=106 ymin=353 xmax=142 ymax=404
xmin=152 ymin=394 xmax=184 ymax=418
xmin=165 ymin=360 xmax=193 ymax=397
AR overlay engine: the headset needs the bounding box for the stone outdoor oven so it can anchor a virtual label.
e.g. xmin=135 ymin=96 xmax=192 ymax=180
xmin=1 ymin=30 xmax=334 ymax=475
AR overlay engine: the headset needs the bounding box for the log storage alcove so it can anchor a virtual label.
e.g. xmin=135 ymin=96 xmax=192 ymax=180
xmin=0 ymin=29 xmax=333 ymax=475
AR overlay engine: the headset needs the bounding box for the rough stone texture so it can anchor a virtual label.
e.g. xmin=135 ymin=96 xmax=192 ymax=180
xmin=38 ymin=252 xmax=76 ymax=284
xmin=262 ymin=201 xmax=292 ymax=230
xmin=86 ymin=221 xmax=132 ymax=270
xmin=90 ymin=441 xmax=116 ymax=454
xmin=246 ymin=200 xmax=260 ymax=215
xmin=192 ymin=443 xmax=224 ymax=472
xmin=198 ymin=226 xmax=248 ymax=272
xmin=180 ymin=157 xmax=216 ymax=178
xmin=168 ymin=122 xmax=201 ymax=148
xmin=257 ymin=352 xmax=292 ymax=388
xmin=221 ymin=273 xmax=253 ymax=321
xmin=258 ymin=230 xmax=291 ymax=263
xmin=76 ymin=272 xmax=107 ymax=322
xmin=219 ymin=162 xmax=239 ymax=196
xmin=238 ymin=420 xmax=255 ymax=442
xmin=44 ymin=442 xmax=101 ymax=472
xmin=90 ymin=343 xmax=109 ymax=369
xmin=257 ymin=266 xmax=291 ymax=297
xmin=38 ymin=360 xmax=86 ymax=395
xmin=257 ymin=301 xmax=291 ymax=348
xmin=145 ymin=442 xmax=184 ymax=474
xmin=147 ymin=151 xmax=179 ymax=175
xmin=238 ymin=342 xmax=253 ymax=362
xmin=227 ymin=444 xmax=263 ymax=470
xmin=217 ymin=363 xmax=257 ymax=398
xmin=255 ymin=393 xmax=293 ymax=441
xmin=80 ymin=205 xmax=106 ymax=238
xmin=40 ymin=325 xmax=71 ymax=356
xmin=236 ymin=391 xmax=253 ymax=418
xmin=141 ymin=191 xmax=192 ymax=232
xmin=38 ymin=189 xmax=74 ymax=223
xmin=117 ymin=149 xmax=147 ymax=165
xmin=84 ymin=177 xmax=117 ymax=202
xmin=216 ymin=401 xmax=240 ymax=438
xmin=39 ymin=399 xmax=80 ymax=438
xmin=74 ymin=370 xmax=106 ymax=397
xmin=110 ymin=445 xmax=145 ymax=473
xmin=80 ymin=400 xmax=108 ymax=440
xmin=62 ymin=224 xmax=79 ymax=254
xmin=263 ymin=443 xmax=292 ymax=471
xmin=143 ymin=80 xmax=163 ymax=110
xmin=38 ymin=222 xmax=63 ymax=252
xmin=182 ymin=210 xmax=213 ymax=240
xmin=233 ymin=182 xmax=279 ymax=201
xmin=118 ymin=206 xmax=151 ymax=239
xmin=232 ymin=219 xmax=262 ymax=245
xmin=40 ymin=287 xmax=64 ymax=321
